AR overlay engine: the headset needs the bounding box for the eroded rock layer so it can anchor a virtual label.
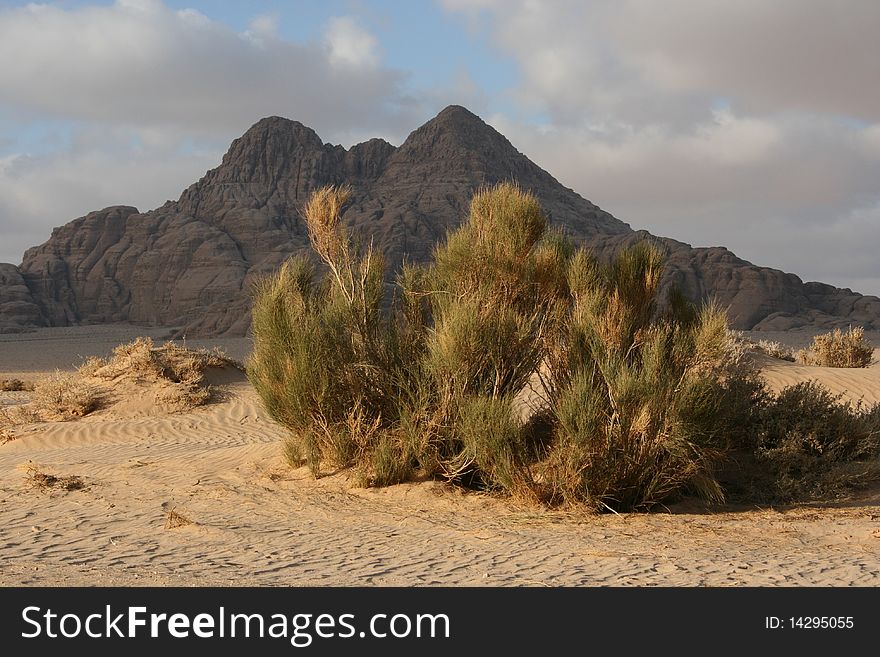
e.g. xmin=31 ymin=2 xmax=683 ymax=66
xmin=11 ymin=106 xmax=880 ymax=335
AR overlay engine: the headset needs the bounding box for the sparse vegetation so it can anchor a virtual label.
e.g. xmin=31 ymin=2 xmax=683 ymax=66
xmin=31 ymin=371 xmax=102 ymax=420
xmin=81 ymin=337 xmax=237 ymax=409
xmin=164 ymin=508 xmax=193 ymax=529
xmin=751 ymin=339 xmax=795 ymax=362
xmin=82 ymin=336 xmax=238 ymax=410
xmin=250 ymin=183 xmax=775 ymax=512
xmin=0 ymin=379 xmax=34 ymax=392
xmin=795 ymin=327 xmax=874 ymax=368
xmin=24 ymin=462 xmax=86 ymax=492
xmin=0 ymin=339 xmax=234 ymax=438
xmin=725 ymin=381 xmax=880 ymax=502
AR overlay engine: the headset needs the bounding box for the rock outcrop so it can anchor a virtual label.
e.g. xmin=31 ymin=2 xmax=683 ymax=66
xmin=0 ymin=263 xmax=43 ymax=333
xmin=10 ymin=105 xmax=880 ymax=335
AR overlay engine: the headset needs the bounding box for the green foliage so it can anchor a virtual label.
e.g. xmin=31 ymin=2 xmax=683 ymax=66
xmin=539 ymin=243 xmax=757 ymax=511
xmin=753 ymin=382 xmax=880 ymax=500
xmin=250 ymin=181 xmax=878 ymax=513
xmin=453 ymin=395 xmax=532 ymax=495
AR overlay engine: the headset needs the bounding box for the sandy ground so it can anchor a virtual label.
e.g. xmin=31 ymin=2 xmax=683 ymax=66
xmin=1 ymin=325 xmax=879 ymax=586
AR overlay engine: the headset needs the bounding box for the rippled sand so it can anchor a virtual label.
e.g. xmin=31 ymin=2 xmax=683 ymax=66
xmin=1 ymin=326 xmax=878 ymax=586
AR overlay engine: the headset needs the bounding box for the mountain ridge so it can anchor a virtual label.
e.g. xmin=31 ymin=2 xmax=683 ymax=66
xmin=2 ymin=105 xmax=879 ymax=335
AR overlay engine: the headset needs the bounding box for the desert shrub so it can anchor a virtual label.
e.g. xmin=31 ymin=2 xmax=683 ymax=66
xmin=751 ymin=340 xmax=795 ymax=362
xmin=251 ymin=183 xmax=566 ymax=488
xmin=417 ymin=184 xmax=571 ymax=491
xmin=748 ymin=382 xmax=880 ymax=500
xmin=248 ymin=186 xmax=410 ymax=477
xmin=31 ymin=371 xmax=101 ymax=420
xmin=795 ymin=327 xmax=874 ymax=367
xmin=537 ymin=244 xmax=762 ymax=512
xmin=84 ymin=337 xmax=235 ymax=385
xmin=0 ymin=378 xmax=34 ymax=392
xmin=79 ymin=337 xmax=233 ymax=411
xmin=252 ymin=183 xmax=763 ymax=511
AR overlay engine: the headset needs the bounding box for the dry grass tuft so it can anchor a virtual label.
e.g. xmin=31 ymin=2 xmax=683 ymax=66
xmin=24 ymin=462 xmax=86 ymax=492
xmin=31 ymin=371 xmax=102 ymax=420
xmin=164 ymin=508 xmax=193 ymax=529
xmin=0 ymin=338 xmax=232 ymax=437
xmin=750 ymin=339 xmax=795 ymax=362
xmin=795 ymin=327 xmax=874 ymax=368
xmin=84 ymin=337 xmax=236 ymax=383
xmin=81 ymin=337 xmax=237 ymax=411
xmin=0 ymin=404 xmax=41 ymax=427
xmin=0 ymin=379 xmax=34 ymax=392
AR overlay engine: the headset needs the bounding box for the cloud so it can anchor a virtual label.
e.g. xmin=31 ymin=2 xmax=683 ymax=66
xmin=443 ymin=0 xmax=880 ymax=125
xmin=442 ymin=0 xmax=880 ymax=296
xmin=0 ymin=1 xmax=427 ymax=263
xmin=324 ymin=16 xmax=381 ymax=69
xmin=0 ymin=130 xmax=222 ymax=263
xmin=0 ymin=2 xmax=413 ymax=140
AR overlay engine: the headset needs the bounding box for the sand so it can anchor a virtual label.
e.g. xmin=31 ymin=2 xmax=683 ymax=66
xmin=758 ymin=347 xmax=880 ymax=406
xmin=1 ymin=326 xmax=879 ymax=586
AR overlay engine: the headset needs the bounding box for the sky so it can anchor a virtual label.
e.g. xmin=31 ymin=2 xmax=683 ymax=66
xmin=0 ymin=0 xmax=878 ymax=296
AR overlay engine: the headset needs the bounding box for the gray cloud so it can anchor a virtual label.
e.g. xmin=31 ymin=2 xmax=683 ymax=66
xmin=0 ymin=0 xmax=419 ymax=141
xmin=444 ymin=0 xmax=880 ymax=125
xmin=2 ymin=0 xmax=879 ymax=301
xmin=0 ymin=136 xmax=221 ymax=263
xmin=0 ymin=0 xmax=433 ymax=263
xmin=444 ymin=0 xmax=880 ymax=295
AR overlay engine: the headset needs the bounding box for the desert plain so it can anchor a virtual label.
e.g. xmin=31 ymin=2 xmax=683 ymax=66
xmin=1 ymin=325 xmax=879 ymax=587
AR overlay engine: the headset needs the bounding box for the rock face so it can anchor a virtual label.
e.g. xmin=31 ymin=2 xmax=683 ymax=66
xmin=11 ymin=105 xmax=880 ymax=335
xmin=0 ymin=263 xmax=43 ymax=333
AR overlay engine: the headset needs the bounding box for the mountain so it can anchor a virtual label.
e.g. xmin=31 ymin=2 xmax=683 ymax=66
xmin=3 ymin=105 xmax=879 ymax=335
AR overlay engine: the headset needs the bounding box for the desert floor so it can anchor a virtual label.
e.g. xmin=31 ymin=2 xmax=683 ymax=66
xmin=1 ymin=325 xmax=879 ymax=586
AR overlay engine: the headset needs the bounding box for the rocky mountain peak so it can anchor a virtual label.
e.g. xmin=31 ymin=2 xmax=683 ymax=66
xmin=229 ymin=115 xmax=323 ymax=155
xmin=5 ymin=105 xmax=880 ymax=336
xmin=394 ymin=104 xmax=519 ymax=162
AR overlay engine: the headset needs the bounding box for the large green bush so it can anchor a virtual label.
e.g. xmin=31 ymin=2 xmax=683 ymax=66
xmin=249 ymin=182 xmax=878 ymax=512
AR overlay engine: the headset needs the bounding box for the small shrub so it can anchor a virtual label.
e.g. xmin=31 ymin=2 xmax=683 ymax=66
xmin=31 ymin=371 xmax=101 ymax=420
xmin=81 ymin=338 xmax=233 ymax=411
xmin=751 ymin=381 xmax=880 ymax=500
xmin=24 ymin=462 xmax=85 ymax=492
xmin=84 ymin=337 xmax=237 ymax=386
xmin=752 ymin=340 xmax=795 ymax=362
xmin=796 ymin=327 xmax=874 ymax=368
xmin=0 ymin=404 xmax=41 ymax=427
xmin=154 ymin=382 xmax=212 ymax=411
xmin=0 ymin=378 xmax=34 ymax=392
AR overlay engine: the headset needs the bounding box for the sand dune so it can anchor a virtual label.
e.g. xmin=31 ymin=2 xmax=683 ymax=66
xmin=1 ymin=327 xmax=879 ymax=586
xmin=758 ymin=348 xmax=880 ymax=406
